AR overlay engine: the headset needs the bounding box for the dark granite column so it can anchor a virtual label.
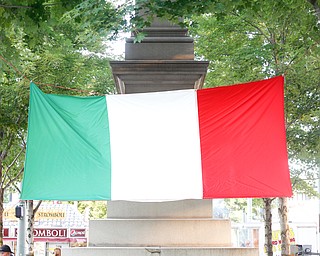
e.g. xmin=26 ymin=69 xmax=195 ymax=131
xmin=110 ymin=18 xmax=209 ymax=93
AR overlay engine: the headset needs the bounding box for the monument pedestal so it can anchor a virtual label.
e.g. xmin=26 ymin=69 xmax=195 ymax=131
xmin=63 ymin=199 xmax=258 ymax=255
xmin=64 ymin=200 xmax=258 ymax=255
xmin=89 ymin=200 xmax=231 ymax=248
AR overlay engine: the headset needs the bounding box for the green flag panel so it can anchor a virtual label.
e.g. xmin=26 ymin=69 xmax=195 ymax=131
xmin=21 ymin=83 xmax=112 ymax=200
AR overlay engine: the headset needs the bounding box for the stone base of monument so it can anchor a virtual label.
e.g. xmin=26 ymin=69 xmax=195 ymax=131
xmin=63 ymin=246 xmax=258 ymax=256
xmin=62 ymin=200 xmax=258 ymax=256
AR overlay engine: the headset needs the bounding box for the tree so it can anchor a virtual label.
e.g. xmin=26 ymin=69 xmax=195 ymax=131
xmin=0 ymin=74 xmax=29 ymax=246
xmin=1 ymin=0 xmax=319 ymax=253
xmin=188 ymin=1 xmax=319 ymax=255
xmin=0 ymin=0 xmax=117 ymax=248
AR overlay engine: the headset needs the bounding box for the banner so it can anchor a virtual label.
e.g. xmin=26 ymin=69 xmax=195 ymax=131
xmin=21 ymin=76 xmax=292 ymax=201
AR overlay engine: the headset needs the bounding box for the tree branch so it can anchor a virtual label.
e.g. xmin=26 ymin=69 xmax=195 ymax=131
xmin=0 ymin=113 xmax=24 ymax=161
xmin=17 ymin=130 xmax=27 ymax=149
xmin=307 ymin=0 xmax=320 ymax=22
xmin=0 ymin=133 xmax=14 ymax=161
xmin=233 ymin=12 xmax=274 ymax=44
xmin=284 ymin=41 xmax=318 ymax=74
xmin=33 ymin=200 xmax=42 ymax=215
xmin=0 ymin=4 xmax=32 ymax=9
xmin=12 ymin=183 xmax=21 ymax=194
xmin=5 ymin=145 xmax=25 ymax=175
xmin=3 ymin=166 xmax=24 ymax=191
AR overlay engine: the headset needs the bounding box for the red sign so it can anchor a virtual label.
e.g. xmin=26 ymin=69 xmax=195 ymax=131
xmin=15 ymin=228 xmax=67 ymax=238
xmin=70 ymin=229 xmax=86 ymax=237
xmin=3 ymin=228 xmax=9 ymax=237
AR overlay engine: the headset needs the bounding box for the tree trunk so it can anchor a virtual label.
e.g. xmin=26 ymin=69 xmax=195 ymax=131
xmin=278 ymin=197 xmax=290 ymax=256
xmin=264 ymin=198 xmax=274 ymax=256
xmin=0 ymin=188 xmax=4 ymax=245
xmin=26 ymin=200 xmax=42 ymax=256
xmin=26 ymin=200 xmax=35 ymax=256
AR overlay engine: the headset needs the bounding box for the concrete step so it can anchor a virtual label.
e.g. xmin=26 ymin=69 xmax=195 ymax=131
xmin=107 ymin=199 xmax=213 ymax=219
xmin=63 ymin=246 xmax=258 ymax=256
xmin=89 ymin=219 xmax=231 ymax=247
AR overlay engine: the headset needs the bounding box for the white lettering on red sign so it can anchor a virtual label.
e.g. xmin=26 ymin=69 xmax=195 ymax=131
xmin=33 ymin=229 xmax=67 ymax=237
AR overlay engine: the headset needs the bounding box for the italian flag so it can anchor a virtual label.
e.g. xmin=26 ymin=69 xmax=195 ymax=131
xmin=21 ymin=76 xmax=292 ymax=201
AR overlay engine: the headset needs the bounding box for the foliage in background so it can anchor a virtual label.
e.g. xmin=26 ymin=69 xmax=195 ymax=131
xmin=1 ymin=0 xmax=319 ymax=252
xmin=225 ymin=198 xmax=263 ymax=223
xmin=189 ymin=0 xmax=320 ymax=196
xmin=0 ymin=0 xmax=118 ymax=244
xmin=76 ymin=201 xmax=107 ymax=219
xmin=187 ymin=1 xmax=319 ymax=254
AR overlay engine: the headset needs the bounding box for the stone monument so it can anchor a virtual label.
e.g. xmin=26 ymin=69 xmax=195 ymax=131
xmin=63 ymin=18 xmax=258 ymax=256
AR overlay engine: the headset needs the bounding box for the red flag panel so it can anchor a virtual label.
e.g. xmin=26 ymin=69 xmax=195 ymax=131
xmin=197 ymin=76 xmax=292 ymax=198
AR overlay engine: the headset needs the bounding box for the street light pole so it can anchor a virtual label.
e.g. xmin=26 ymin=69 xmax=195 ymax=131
xmin=15 ymin=200 xmax=26 ymax=256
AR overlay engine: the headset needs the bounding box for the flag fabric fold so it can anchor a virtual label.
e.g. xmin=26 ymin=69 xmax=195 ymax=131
xmin=20 ymin=76 xmax=292 ymax=201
